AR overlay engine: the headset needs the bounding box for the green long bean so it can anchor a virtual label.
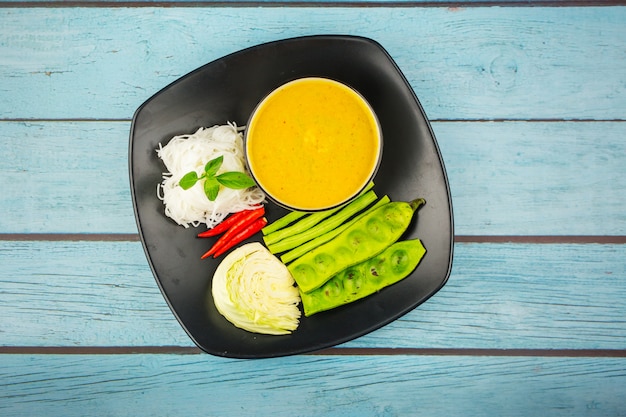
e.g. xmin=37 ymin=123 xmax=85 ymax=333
xmin=279 ymin=195 xmax=390 ymax=264
xmin=262 ymin=182 xmax=374 ymax=246
xmin=261 ymin=210 xmax=307 ymax=235
xmin=263 ymin=206 xmax=342 ymax=247
xmin=268 ymin=190 xmax=377 ymax=255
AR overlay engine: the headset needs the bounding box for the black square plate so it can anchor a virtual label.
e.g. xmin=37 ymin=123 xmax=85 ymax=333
xmin=129 ymin=35 xmax=454 ymax=358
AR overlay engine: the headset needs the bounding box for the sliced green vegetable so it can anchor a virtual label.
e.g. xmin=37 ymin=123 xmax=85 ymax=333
xmin=289 ymin=198 xmax=426 ymax=293
xmin=263 ymin=181 xmax=374 ymax=246
xmin=262 ymin=207 xmax=341 ymax=246
xmin=300 ymin=239 xmax=426 ymax=316
xmin=268 ymin=189 xmax=377 ymax=255
xmin=280 ymin=195 xmax=390 ymax=264
xmin=262 ymin=211 xmax=307 ymax=236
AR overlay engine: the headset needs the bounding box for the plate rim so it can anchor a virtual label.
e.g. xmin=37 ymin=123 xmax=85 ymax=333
xmin=129 ymin=34 xmax=455 ymax=358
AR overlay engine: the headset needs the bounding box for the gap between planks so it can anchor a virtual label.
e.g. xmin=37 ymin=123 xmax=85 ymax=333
xmin=1 ymin=346 xmax=626 ymax=357
xmin=1 ymin=234 xmax=626 ymax=243
xmin=2 ymin=1 xmax=626 ymax=8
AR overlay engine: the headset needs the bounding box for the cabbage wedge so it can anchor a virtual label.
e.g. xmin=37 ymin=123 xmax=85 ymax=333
xmin=212 ymin=242 xmax=301 ymax=335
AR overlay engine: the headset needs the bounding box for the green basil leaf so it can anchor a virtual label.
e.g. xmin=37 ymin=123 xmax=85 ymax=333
xmin=179 ymin=171 xmax=199 ymax=190
xmin=204 ymin=176 xmax=220 ymax=201
xmin=204 ymin=156 xmax=224 ymax=177
xmin=215 ymin=171 xmax=256 ymax=189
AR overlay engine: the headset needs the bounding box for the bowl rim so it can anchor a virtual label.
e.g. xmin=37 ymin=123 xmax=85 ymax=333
xmin=243 ymin=76 xmax=383 ymax=212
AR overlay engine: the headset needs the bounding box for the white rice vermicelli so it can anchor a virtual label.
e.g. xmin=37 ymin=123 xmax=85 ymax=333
xmin=156 ymin=124 xmax=265 ymax=228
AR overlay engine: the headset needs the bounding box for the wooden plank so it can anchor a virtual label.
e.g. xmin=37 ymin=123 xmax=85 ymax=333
xmin=434 ymin=121 xmax=626 ymax=236
xmin=0 ymin=241 xmax=192 ymax=347
xmin=362 ymin=242 xmax=626 ymax=350
xmin=1 ymin=121 xmax=624 ymax=235
xmin=1 ymin=354 xmax=625 ymax=416
xmin=1 ymin=241 xmax=625 ymax=349
xmin=3 ymin=0 xmax=622 ymax=5
xmin=0 ymin=7 xmax=624 ymax=119
xmin=0 ymin=121 xmax=137 ymax=234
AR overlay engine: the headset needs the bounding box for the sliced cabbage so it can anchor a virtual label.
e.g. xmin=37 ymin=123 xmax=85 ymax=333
xmin=212 ymin=242 xmax=301 ymax=335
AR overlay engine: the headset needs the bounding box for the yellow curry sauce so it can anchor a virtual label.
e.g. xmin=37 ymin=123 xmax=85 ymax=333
xmin=246 ymin=78 xmax=381 ymax=211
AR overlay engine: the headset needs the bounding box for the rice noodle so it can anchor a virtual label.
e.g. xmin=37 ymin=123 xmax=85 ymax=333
xmin=156 ymin=124 xmax=265 ymax=228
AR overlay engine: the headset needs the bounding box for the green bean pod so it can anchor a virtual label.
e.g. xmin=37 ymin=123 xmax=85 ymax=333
xmin=288 ymin=199 xmax=425 ymax=293
xmin=300 ymin=239 xmax=426 ymax=316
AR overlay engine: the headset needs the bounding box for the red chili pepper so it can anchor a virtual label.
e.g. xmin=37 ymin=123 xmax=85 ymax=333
xmin=201 ymin=209 xmax=266 ymax=259
xmin=197 ymin=206 xmax=264 ymax=238
xmin=211 ymin=217 xmax=268 ymax=258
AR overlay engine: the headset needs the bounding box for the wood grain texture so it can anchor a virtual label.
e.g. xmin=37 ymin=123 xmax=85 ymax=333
xmin=0 ymin=241 xmax=191 ymax=347
xmin=0 ymin=121 xmax=136 ymax=234
xmin=1 ymin=354 xmax=625 ymax=416
xmin=1 ymin=121 xmax=624 ymax=235
xmin=0 ymin=7 xmax=625 ymax=120
xmin=1 ymin=241 xmax=625 ymax=349
xmin=0 ymin=3 xmax=624 ymax=416
xmin=4 ymin=0 xmax=626 ymax=5
xmin=434 ymin=121 xmax=626 ymax=235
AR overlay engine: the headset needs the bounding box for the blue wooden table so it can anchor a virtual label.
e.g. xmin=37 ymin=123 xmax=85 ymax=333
xmin=1 ymin=1 xmax=625 ymax=415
